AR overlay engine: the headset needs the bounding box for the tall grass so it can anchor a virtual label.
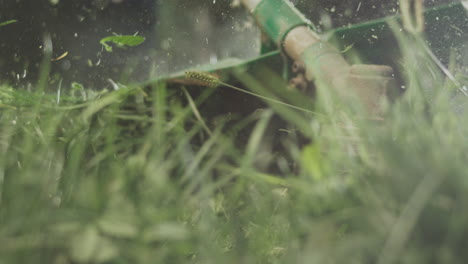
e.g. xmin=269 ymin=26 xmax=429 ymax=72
xmin=1 ymin=17 xmax=468 ymax=264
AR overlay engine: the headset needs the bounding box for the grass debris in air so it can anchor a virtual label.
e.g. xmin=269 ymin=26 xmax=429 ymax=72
xmin=0 ymin=19 xmax=17 ymax=27
xmin=100 ymin=34 xmax=146 ymax=52
xmin=1 ymin=14 xmax=468 ymax=264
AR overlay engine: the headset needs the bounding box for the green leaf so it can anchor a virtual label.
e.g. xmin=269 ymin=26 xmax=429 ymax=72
xmin=71 ymin=82 xmax=84 ymax=91
xmin=0 ymin=19 xmax=17 ymax=27
xmin=99 ymin=35 xmax=145 ymax=52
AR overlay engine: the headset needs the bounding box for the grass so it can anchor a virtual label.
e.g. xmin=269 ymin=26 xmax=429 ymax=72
xmin=1 ymin=21 xmax=468 ymax=264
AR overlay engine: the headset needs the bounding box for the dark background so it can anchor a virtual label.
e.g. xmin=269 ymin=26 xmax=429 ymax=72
xmin=0 ymin=0 xmax=158 ymax=88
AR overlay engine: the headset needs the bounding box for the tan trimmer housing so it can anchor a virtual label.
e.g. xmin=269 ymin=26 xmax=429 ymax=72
xmin=284 ymin=26 xmax=396 ymax=115
xmin=241 ymin=0 xmax=397 ymax=116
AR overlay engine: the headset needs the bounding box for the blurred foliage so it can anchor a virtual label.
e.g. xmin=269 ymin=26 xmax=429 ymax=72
xmin=0 ymin=1 xmax=467 ymax=264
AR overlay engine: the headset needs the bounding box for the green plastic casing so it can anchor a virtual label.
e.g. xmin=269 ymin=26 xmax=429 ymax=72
xmin=251 ymin=0 xmax=315 ymax=46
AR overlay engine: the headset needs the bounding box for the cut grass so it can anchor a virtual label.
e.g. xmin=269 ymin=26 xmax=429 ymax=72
xmin=0 ymin=23 xmax=468 ymax=264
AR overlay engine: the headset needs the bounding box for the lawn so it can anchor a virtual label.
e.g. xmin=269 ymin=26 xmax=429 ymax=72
xmin=1 ymin=6 xmax=468 ymax=264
